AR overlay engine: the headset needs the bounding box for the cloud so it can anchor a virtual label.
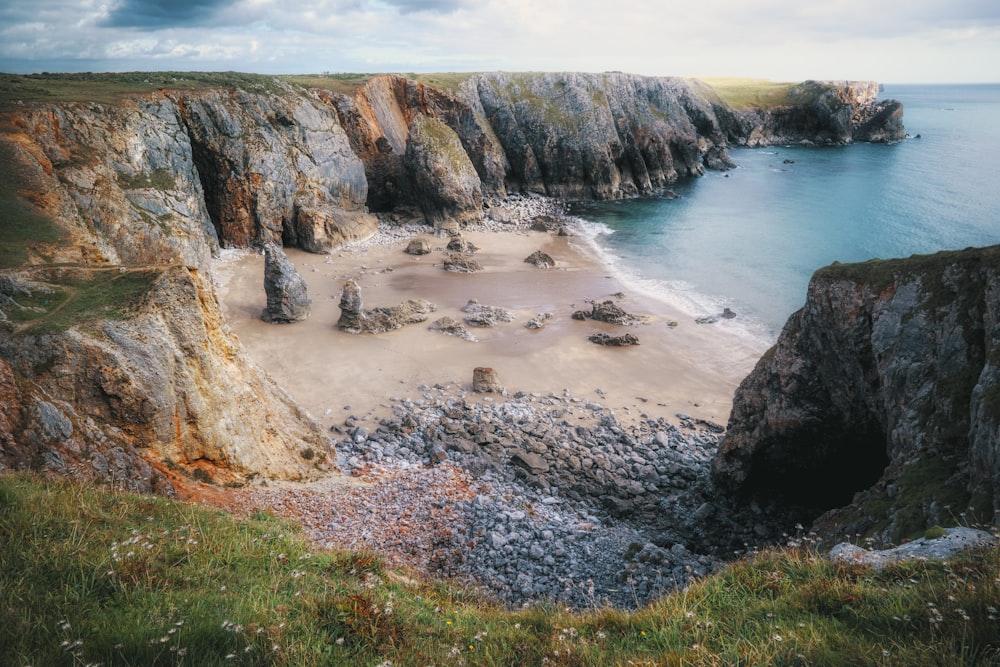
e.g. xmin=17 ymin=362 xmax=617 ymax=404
xmin=102 ymin=0 xmax=237 ymax=28
xmin=378 ymin=0 xmax=468 ymax=14
xmin=0 ymin=0 xmax=998 ymax=81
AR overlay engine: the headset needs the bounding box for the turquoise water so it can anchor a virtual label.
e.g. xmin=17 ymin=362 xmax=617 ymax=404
xmin=569 ymin=84 xmax=1000 ymax=341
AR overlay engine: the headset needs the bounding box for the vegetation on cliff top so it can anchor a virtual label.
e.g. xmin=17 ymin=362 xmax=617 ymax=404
xmin=2 ymin=474 xmax=997 ymax=666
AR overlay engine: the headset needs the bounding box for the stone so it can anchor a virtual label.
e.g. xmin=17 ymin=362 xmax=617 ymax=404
xmin=511 ymin=451 xmax=550 ymax=475
xmin=443 ymin=253 xmax=483 ymax=273
xmin=337 ymin=279 xmax=435 ymax=334
xmin=588 ymin=333 xmax=640 ymax=346
xmin=405 ymin=237 xmax=432 ymax=255
xmin=524 ymin=250 xmax=556 ymax=269
xmin=472 ymin=367 xmax=504 ymax=394
xmin=829 ymin=528 xmax=998 ymax=570
xmin=447 ymin=234 xmax=479 ymax=253
xmin=573 ymin=300 xmax=646 ymax=325
xmin=429 ymin=316 xmax=477 ymax=342
xmin=260 ymin=244 xmax=311 ymax=323
xmin=525 ymin=313 xmax=553 ymax=330
xmin=462 ymin=299 xmax=514 ymax=327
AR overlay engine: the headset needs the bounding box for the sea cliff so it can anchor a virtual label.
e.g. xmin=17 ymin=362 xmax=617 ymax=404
xmin=0 ymin=71 xmax=904 ymax=492
xmin=713 ymin=246 xmax=1000 ymax=542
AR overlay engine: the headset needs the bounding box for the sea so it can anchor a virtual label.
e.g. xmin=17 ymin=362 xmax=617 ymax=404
xmin=569 ymin=83 xmax=1000 ymax=345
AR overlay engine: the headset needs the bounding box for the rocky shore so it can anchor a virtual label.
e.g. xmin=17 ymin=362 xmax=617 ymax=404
xmin=238 ymin=381 xmax=797 ymax=609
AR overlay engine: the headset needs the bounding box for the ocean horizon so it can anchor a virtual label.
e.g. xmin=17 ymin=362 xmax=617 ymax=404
xmin=568 ymin=83 xmax=1000 ymax=343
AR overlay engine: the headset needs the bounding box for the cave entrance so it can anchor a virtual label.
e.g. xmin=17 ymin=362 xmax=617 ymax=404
xmin=745 ymin=422 xmax=890 ymax=511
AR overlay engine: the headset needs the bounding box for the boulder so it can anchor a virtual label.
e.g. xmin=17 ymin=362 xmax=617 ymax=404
xmin=405 ymin=237 xmax=432 ymax=255
xmin=429 ymin=316 xmax=477 ymax=342
xmin=462 ymin=299 xmax=514 ymax=327
xmin=525 ymin=313 xmax=553 ymax=330
xmin=443 ymin=253 xmax=483 ymax=273
xmin=573 ymin=300 xmax=646 ymax=325
xmin=260 ymin=245 xmax=311 ymax=323
xmin=472 ymin=367 xmax=504 ymax=393
xmin=524 ymin=250 xmax=556 ymax=269
xmin=589 ymin=332 xmax=640 ymax=346
xmin=337 ymin=279 xmax=435 ymax=334
xmin=447 ymin=234 xmax=479 ymax=253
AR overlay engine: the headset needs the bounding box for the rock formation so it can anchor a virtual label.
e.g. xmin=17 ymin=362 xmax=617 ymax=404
xmin=337 ymin=279 xmax=436 ymax=334
xmin=573 ymin=300 xmax=647 ymax=325
xmin=428 ymin=316 xmax=477 ymax=342
xmin=405 ymin=237 xmax=432 ymax=255
xmin=0 ymin=266 xmax=331 ymax=489
xmin=732 ymin=81 xmax=905 ymax=147
xmin=443 ymin=253 xmax=483 ymax=273
xmin=713 ymin=246 xmax=1000 ymax=541
xmin=447 ymin=233 xmax=479 ymax=253
xmin=0 ymin=71 xmax=907 ymax=494
xmin=524 ymin=250 xmax=556 ymax=269
xmin=472 ymin=367 xmax=504 ymax=393
xmin=589 ymin=332 xmax=641 ymax=346
xmin=261 ymin=245 xmax=311 ymax=323
xmin=461 ymin=299 xmax=515 ymax=327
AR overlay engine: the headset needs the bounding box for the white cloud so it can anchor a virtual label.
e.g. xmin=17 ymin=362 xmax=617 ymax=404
xmin=0 ymin=0 xmax=997 ymax=81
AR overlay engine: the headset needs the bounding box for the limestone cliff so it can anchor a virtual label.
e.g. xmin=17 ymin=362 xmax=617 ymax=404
xmin=713 ymin=247 xmax=1000 ymax=541
xmin=0 ymin=70 xmax=905 ymax=493
xmin=0 ymin=265 xmax=332 ymax=490
xmin=732 ymin=81 xmax=905 ymax=147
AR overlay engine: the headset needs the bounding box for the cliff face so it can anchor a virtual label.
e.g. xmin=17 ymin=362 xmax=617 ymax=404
xmin=0 ymin=266 xmax=331 ymax=491
xmin=733 ymin=81 xmax=905 ymax=147
xmin=713 ymin=247 xmax=1000 ymax=541
xmin=0 ymin=71 xmax=905 ymax=491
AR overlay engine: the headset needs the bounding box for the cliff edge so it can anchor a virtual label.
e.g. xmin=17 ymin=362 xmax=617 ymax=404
xmin=713 ymin=246 xmax=1000 ymax=542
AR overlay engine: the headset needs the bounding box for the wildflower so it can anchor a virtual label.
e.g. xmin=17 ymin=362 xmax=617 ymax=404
xmin=773 ymin=634 xmax=783 ymax=642
xmin=336 ymin=637 xmax=345 ymax=645
xmin=640 ymin=630 xmax=646 ymax=637
xmin=469 ymin=644 xmax=475 ymax=650
xmin=446 ymin=620 xmax=452 ymax=625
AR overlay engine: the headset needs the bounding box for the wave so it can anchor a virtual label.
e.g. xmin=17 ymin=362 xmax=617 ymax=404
xmin=569 ymin=217 xmax=777 ymax=348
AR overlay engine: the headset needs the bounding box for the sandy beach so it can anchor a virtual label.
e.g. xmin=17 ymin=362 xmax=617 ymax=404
xmin=213 ymin=225 xmax=768 ymax=432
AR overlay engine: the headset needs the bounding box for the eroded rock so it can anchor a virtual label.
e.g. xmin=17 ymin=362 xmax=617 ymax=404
xmin=337 ymin=278 xmax=435 ymax=334
xmin=524 ymin=250 xmax=556 ymax=269
xmin=443 ymin=253 xmax=483 ymax=273
xmin=261 ymin=245 xmax=311 ymax=323
xmin=405 ymin=237 xmax=432 ymax=255
xmin=472 ymin=367 xmax=504 ymax=393
xmin=462 ymin=299 xmax=514 ymax=327
xmin=573 ymin=300 xmax=647 ymax=325
xmin=589 ymin=333 xmax=640 ymax=346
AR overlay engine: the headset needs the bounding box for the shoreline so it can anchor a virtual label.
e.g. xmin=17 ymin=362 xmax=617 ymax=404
xmin=212 ymin=200 xmax=768 ymax=434
xmin=205 ymin=199 xmax=788 ymax=608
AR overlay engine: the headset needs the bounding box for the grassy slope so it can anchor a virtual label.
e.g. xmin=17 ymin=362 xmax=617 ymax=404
xmin=2 ymin=474 xmax=997 ymax=666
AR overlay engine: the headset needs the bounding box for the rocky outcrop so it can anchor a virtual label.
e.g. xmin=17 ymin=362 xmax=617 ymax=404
xmin=176 ymin=86 xmax=377 ymax=251
xmin=523 ymin=250 xmax=555 ymax=269
xmin=713 ymin=246 xmax=1000 ymax=540
xmin=336 ymin=278 xmax=435 ymax=334
xmin=404 ymin=114 xmax=484 ymax=228
xmin=573 ymin=300 xmax=647 ymax=325
xmin=733 ymin=81 xmax=905 ymax=146
xmin=460 ymin=72 xmax=735 ymax=199
xmin=0 ymin=266 xmax=332 ymax=488
xmin=261 ymin=244 xmax=311 ymax=323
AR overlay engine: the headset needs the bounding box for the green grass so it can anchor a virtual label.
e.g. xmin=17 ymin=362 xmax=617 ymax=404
xmin=4 ymin=267 xmax=159 ymax=333
xmin=117 ymin=168 xmax=176 ymax=191
xmin=0 ymin=71 xmax=290 ymax=111
xmin=2 ymin=473 xmax=998 ymax=666
xmin=697 ymin=77 xmax=799 ymax=109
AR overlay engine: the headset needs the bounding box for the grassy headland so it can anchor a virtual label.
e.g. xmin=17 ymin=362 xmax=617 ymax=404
xmin=2 ymin=474 xmax=997 ymax=666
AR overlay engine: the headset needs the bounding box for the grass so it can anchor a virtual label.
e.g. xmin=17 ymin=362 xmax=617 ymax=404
xmin=0 ymin=71 xmax=292 ymax=111
xmin=2 ymin=473 xmax=998 ymax=666
xmin=697 ymin=77 xmax=799 ymax=109
xmin=3 ymin=267 xmax=159 ymax=333
xmin=117 ymin=168 xmax=177 ymax=191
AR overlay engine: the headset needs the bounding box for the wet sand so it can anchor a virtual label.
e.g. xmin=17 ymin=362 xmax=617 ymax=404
xmin=212 ymin=228 xmax=768 ymax=431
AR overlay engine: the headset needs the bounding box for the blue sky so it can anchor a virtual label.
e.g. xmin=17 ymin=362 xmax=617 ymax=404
xmin=1 ymin=0 xmax=998 ymax=82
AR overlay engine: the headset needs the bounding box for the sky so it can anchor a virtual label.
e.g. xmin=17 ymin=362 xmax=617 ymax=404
xmin=1 ymin=0 xmax=999 ymax=83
